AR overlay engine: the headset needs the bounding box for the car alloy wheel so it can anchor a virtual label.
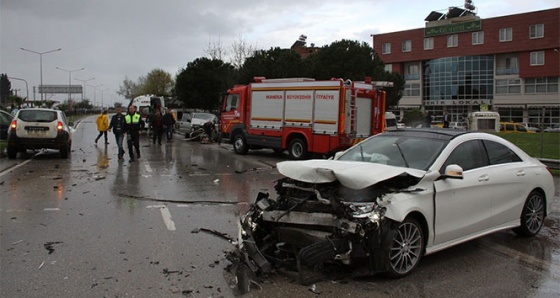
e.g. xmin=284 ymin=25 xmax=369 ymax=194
xmin=514 ymin=191 xmax=545 ymax=237
xmin=387 ymin=218 xmax=424 ymax=277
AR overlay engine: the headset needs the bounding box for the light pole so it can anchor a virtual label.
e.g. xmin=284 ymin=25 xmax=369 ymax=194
xmin=56 ymin=67 xmax=84 ymax=103
xmin=20 ymin=47 xmax=62 ymax=102
xmin=100 ymin=88 xmax=109 ymax=108
xmin=74 ymin=77 xmax=95 ymax=103
xmin=87 ymin=84 xmax=103 ymax=108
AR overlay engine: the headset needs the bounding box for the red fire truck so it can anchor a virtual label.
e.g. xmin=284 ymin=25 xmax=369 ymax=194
xmin=220 ymin=77 xmax=388 ymax=159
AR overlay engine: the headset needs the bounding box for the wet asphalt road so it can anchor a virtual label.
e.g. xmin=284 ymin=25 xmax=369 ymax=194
xmin=1 ymin=115 xmax=559 ymax=298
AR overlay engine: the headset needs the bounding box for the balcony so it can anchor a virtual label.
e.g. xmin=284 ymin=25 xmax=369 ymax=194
xmin=496 ymin=68 xmax=519 ymax=75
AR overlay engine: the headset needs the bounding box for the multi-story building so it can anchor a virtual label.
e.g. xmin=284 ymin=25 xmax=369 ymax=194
xmin=372 ymin=7 xmax=559 ymax=126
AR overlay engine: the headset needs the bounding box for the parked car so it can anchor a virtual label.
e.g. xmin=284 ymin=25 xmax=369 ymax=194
xmin=500 ymin=122 xmax=535 ymax=133
xmin=0 ymin=109 xmax=14 ymax=140
xmin=175 ymin=112 xmax=217 ymax=137
xmin=448 ymin=121 xmax=466 ymax=130
xmin=544 ymin=123 xmax=560 ymax=133
xmin=521 ymin=122 xmax=539 ymax=132
xmin=230 ymin=129 xmax=554 ymax=289
xmin=6 ymin=108 xmax=73 ymax=159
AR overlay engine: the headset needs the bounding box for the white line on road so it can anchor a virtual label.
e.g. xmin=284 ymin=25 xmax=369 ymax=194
xmin=43 ymin=208 xmax=60 ymax=211
xmin=159 ymin=206 xmax=176 ymax=231
xmin=0 ymin=158 xmax=34 ymax=178
xmin=144 ymin=162 xmax=153 ymax=173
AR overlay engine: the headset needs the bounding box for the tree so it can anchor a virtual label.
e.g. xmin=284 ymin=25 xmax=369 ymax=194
xmin=230 ymin=34 xmax=257 ymax=70
xmin=238 ymin=47 xmax=305 ymax=83
xmin=7 ymin=95 xmax=23 ymax=109
xmin=175 ymin=58 xmax=236 ymax=111
xmin=139 ymin=68 xmax=174 ymax=96
xmin=117 ymin=76 xmax=140 ymax=100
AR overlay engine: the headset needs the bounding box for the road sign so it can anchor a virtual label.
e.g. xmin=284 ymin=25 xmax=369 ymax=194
xmin=39 ymin=85 xmax=82 ymax=94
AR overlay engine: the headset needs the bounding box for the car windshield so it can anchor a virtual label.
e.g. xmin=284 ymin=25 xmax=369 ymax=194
xmin=193 ymin=113 xmax=215 ymax=121
xmin=19 ymin=110 xmax=57 ymax=122
xmin=337 ymin=135 xmax=447 ymax=170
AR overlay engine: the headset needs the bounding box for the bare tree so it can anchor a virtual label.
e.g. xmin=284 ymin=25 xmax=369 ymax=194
xmin=117 ymin=76 xmax=140 ymax=99
xmin=203 ymin=36 xmax=227 ymax=61
xmin=230 ymin=34 xmax=257 ymax=69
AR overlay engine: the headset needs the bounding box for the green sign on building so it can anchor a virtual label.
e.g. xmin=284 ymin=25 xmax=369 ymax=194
xmin=425 ymin=20 xmax=482 ymax=37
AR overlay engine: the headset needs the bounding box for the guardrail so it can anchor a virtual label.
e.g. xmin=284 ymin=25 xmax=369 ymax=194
xmin=538 ymin=158 xmax=560 ymax=170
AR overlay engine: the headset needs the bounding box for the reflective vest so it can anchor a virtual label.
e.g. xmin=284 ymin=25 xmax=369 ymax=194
xmin=125 ymin=113 xmax=141 ymax=124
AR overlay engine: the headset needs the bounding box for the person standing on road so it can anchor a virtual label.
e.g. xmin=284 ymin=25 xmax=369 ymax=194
xmin=162 ymin=108 xmax=176 ymax=142
xmin=124 ymin=105 xmax=142 ymax=162
xmin=425 ymin=111 xmax=432 ymax=128
xmin=109 ymin=105 xmax=126 ymax=159
xmin=95 ymin=109 xmax=109 ymax=145
xmin=149 ymin=109 xmax=164 ymax=145
xmin=443 ymin=110 xmax=450 ymax=128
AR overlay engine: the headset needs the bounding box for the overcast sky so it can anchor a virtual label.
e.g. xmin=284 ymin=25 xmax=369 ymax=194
xmin=1 ymin=0 xmax=558 ymax=107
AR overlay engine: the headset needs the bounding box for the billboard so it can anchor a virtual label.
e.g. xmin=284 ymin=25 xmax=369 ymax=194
xmin=39 ymin=85 xmax=82 ymax=94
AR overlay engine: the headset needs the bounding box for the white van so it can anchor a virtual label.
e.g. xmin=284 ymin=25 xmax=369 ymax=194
xmin=467 ymin=111 xmax=500 ymax=132
xmin=129 ymin=95 xmax=165 ymax=129
xmin=385 ymin=112 xmax=398 ymax=131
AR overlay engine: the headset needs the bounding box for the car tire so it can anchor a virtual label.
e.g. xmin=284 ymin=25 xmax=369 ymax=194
xmin=288 ymin=138 xmax=307 ymax=160
xmin=385 ymin=217 xmax=424 ymax=278
xmin=233 ymin=134 xmax=248 ymax=155
xmin=7 ymin=145 xmax=17 ymax=159
xmin=60 ymin=142 xmax=70 ymax=159
xmin=513 ymin=190 xmax=546 ymax=237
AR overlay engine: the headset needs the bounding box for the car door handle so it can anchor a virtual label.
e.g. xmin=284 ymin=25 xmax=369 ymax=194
xmin=516 ymin=170 xmax=525 ymax=177
xmin=478 ymin=175 xmax=489 ymax=182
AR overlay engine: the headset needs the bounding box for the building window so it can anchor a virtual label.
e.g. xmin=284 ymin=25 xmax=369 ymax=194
xmin=499 ymin=28 xmax=512 ymax=42
xmin=404 ymin=63 xmax=420 ymax=80
xmin=496 ymin=54 xmax=519 ymax=75
xmin=382 ymin=43 xmax=391 ymax=54
xmin=424 ymin=38 xmax=434 ymax=50
xmin=525 ymin=77 xmax=558 ymax=93
xmin=472 ymin=31 xmax=484 ymax=45
xmin=447 ymin=34 xmax=458 ymax=47
xmin=495 ymin=79 xmax=521 ymax=94
xmin=404 ymin=83 xmax=421 ymax=97
xmin=384 ymin=64 xmax=393 ymax=72
xmin=529 ymin=24 xmax=544 ymax=39
xmin=530 ymin=51 xmax=544 ymax=66
xmin=422 ymin=55 xmax=494 ymax=101
xmin=402 ymin=40 xmax=412 ymax=52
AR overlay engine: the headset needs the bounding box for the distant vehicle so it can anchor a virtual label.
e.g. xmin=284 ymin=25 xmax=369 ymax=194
xmin=385 ymin=112 xmax=398 ymax=131
xmin=448 ymin=121 xmax=467 ymax=130
xmin=467 ymin=111 xmax=500 ymax=132
xmin=521 ymin=122 xmax=539 ymax=132
xmin=129 ymin=95 xmax=165 ymax=129
xmin=544 ymin=123 xmax=560 ymax=133
xmin=0 ymin=109 xmax=14 ymax=140
xmin=6 ymin=108 xmax=73 ymax=159
xmin=397 ymin=122 xmax=406 ymax=129
xmin=176 ymin=112 xmax=217 ymax=137
xmin=500 ymin=122 xmax=535 ymax=133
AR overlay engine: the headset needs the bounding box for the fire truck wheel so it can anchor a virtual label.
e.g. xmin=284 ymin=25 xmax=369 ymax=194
xmin=233 ymin=134 xmax=249 ymax=155
xmin=288 ymin=138 xmax=307 ymax=160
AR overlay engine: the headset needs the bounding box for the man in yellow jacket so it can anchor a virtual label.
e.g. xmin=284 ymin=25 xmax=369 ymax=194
xmin=95 ymin=109 xmax=109 ymax=145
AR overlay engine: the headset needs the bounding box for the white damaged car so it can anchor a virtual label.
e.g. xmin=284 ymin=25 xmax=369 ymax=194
xmin=230 ymin=129 xmax=554 ymax=292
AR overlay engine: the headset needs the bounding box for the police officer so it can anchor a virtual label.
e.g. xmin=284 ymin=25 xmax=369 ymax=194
xmin=124 ymin=105 xmax=142 ymax=162
xmin=109 ymin=105 xmax=126 ymax=159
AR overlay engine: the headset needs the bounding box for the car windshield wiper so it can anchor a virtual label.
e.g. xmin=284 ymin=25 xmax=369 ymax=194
xmin=360 ymin=144 xmax=364 ymax=161
xmin=394 ymin=141 xmax=410 ymax=168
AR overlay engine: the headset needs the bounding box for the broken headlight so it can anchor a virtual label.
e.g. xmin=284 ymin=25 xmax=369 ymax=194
xmin=345 ymin=202 xmax=387 ymax=224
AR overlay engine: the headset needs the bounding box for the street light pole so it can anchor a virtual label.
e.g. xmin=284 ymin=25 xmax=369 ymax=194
xmin=56 ymin=67 xmax=84 ymax=103
xmin=87 ymin=84 xmax=103 ymax=108
xmin=20 ymin=47 xmax=62 ymax=102
xmin=74 ymin=77 xmax=95 ymax=103
xmin=100 ymin=88 xmax=109 ymax=108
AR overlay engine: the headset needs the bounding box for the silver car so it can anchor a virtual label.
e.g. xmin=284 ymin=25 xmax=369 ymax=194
xmin=176 ymin=112 xmax=217 ymax=137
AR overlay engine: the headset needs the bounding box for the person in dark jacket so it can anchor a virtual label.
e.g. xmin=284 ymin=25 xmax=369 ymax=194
xmin=162 ymin=108 xmax=176 ymax=142
xmin=108 ymin=105 xmax=126 ymax=159
xmin=425 ymin=111 xmax=433 ymax=128
xmin=149 ymin=109 xmax=164 ymax=145
xmin=124 ymin=105 xmax=143 ymax=162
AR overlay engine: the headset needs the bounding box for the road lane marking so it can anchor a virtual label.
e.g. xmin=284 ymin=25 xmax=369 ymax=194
xmin=44 ymin=208 xmax=60 ymax=211
xmin=145 ymin=164 xmax=153 ymax=173
xmin=148 ymin=193 xmax=176 ymax=231
xmin=0 ymin=158 xmax=34 ymax=178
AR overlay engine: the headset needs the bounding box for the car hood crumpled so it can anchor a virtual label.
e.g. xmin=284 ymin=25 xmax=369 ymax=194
xmin=276 ymin=160 xmax=426 ymax=190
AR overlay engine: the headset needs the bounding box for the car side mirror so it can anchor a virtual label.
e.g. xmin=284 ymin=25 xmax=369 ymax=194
xmin=440 ymin=164 xmax=464 ymax=180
